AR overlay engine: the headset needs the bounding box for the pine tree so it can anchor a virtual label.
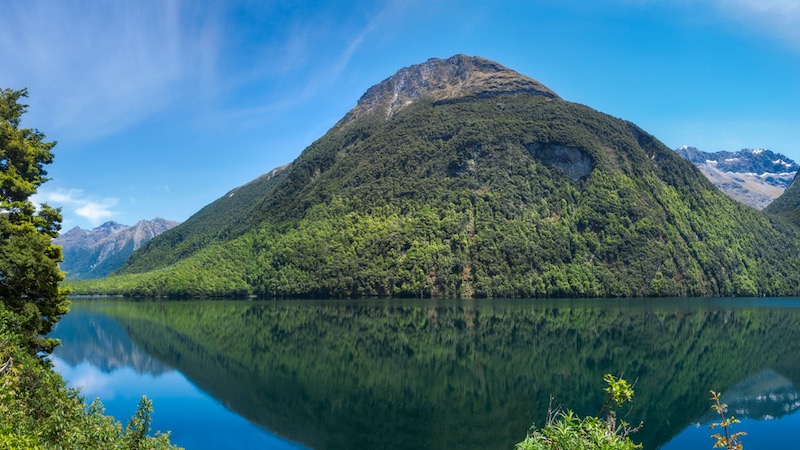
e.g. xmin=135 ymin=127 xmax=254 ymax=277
xmin=0 ymin=88 xmax=69 ymax=353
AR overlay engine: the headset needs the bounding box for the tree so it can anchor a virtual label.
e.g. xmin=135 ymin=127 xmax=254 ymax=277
xmin=0 ymin=88 xmax=68 ymax=353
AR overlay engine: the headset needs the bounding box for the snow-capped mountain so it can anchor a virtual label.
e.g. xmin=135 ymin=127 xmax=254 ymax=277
xmin=675 ymin=146 xmax=799 ymax=210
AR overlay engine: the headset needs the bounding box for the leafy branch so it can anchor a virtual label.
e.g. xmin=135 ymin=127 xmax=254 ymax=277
xmin=709 ymin=390 xmax=746 ymax=450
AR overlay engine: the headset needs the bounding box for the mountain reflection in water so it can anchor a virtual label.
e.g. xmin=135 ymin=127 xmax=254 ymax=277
xmin=707 ymin=369 xmax=800 ymax=422
xmin=51 ymin=298 xmax=800 ymax=450
xmin=54 ymin=310 xmax=170 ymax=375
xmin=50 ymin=307 xmax=307 ymax=450
xmin=661 ymin=368 xmax=800 ymax=449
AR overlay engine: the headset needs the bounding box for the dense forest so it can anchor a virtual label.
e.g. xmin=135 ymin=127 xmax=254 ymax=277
xmin=766 ymin=172 xmax=800 ymax=227
xmin=72 ymin=86 xmax=800 ymax=298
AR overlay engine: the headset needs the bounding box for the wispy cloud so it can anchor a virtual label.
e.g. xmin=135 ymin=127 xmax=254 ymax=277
xmin=74 ymin=202 xmax=117 ymax=224
xmin=33 ymin=188 xmax=119 ymax=226
xmin=212 ymin=1 xmax=404 ymax=126
xmin=0 ymin=0 xmax=220 ymax=142
xmin=626 ymin=0 xmax=800 ymax=49
xmin=706 ymin=1 xmax=800 ymax=49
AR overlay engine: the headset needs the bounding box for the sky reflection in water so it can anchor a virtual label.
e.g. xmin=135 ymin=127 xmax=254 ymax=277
xmin=661 ymin=413 xmax=800 ymax=450
xmin=50 ymin=328 xmax=306 ymax=450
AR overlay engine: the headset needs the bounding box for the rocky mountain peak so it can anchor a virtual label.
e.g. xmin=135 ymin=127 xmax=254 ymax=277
xmin=55 ymin=217 xmax=180 ymax=279
xmin=340 ymin=54 xmax=558 ymax=125
xmin=675 ymin=145 xmax=799 ymax=210
xmin=676 ymin=146 xmax=798 ymax=174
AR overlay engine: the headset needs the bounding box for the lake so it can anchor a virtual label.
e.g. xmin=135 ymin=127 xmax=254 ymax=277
xmin=50 ymin=297 xmax=800 ymax=449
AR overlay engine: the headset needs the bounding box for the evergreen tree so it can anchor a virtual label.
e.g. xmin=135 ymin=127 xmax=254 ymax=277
xmin=0 ymin=88 xmax=68 ymax=353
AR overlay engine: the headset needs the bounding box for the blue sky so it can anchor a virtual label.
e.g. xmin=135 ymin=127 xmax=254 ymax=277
xmin=2 ymin=0 xmax=799 ymax=229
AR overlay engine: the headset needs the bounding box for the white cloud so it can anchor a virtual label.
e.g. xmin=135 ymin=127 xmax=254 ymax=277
xmin=75 ymin=202 xmax=117 ymax=224
xmin=608 ymin=0 xmax=800 ymax=49
xmin=209 ymin=1 xmax=403 ymax=127
xmin=33 ymin=188 xmax=119 ymax=225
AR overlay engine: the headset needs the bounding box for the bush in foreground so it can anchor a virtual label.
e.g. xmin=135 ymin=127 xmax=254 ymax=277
xmin=516 ymin=375 xmax=752 ymax=450
xmin=1 ymin=88 xmax=179 ymax=449
xmin=515 ymin=374 xmax=642 ymax=450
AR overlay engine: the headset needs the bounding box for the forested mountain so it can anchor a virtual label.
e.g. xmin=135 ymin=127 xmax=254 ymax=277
xmin=55 ymin=218 xmax=178 ymax=279
xmin=71 ymin=55 xmax=800 ymax=298
xmin=675 ymin=145 xmax=798 ymax=210
xmin=765 ymin=172 xmax=800 ymax=227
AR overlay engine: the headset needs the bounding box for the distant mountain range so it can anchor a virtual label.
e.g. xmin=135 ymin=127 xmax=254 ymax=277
xmin=55 ymin=218 xmax=179 ymax=279
xmin=675 ymin=146 xmax=798 ymax=210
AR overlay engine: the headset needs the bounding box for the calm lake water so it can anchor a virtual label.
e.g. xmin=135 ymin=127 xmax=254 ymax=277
xmin=50 ymin=298 xmax=800 ymax=449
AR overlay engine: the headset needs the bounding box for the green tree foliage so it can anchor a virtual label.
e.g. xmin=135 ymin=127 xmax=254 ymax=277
xmin=709 ymin=390 xmax=746 ymax=450
xmin=0 ymin=89 xmax=179 ymax=449
xmin=0 ymin=88 xmax=69 ymax=352
xmin=515 ymin=375 xmax=642 ymax=450
xmin=0 ymin=306 xmax=180 ymax=449
xmin=121 ymin=164 xmax=291 ymax=274
xmin=765 ymin=172 xmax=800 ymax=227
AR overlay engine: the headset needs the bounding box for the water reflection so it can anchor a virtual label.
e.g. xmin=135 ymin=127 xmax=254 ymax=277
xmin=662 ymin=369 xmax=800 ymax=449
xmin=50 ymin=309 xmax=307 ymax=450
xmin=54 ymin=310 xmax=169 ymax=374
xmin=709 ymin=369 xmax=800 ymax=421
xmin=52 ymin=298 xmax=800 ymax=450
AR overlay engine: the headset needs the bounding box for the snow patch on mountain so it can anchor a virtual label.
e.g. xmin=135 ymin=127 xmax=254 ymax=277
xmin=675 ymin=146 xmax=798 ymax=210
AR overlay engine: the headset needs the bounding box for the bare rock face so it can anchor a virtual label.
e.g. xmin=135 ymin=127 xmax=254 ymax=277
xmin=527 ymin=143 xmax=595 ymax=182
xmin=339 ymin=54 xmax=559 ymax=125
xmin=676 ymin=146 xmax=798 ymax=210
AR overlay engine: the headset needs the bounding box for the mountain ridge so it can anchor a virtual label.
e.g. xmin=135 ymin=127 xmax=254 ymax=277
xmin=73 ymin=55 xmax=800 ymax=298
xmin=765 ymin=171 xmax=800 ymax=226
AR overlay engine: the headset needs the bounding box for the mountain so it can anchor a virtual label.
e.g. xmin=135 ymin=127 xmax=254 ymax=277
xmin=765 ymin=171 xmax=800 ymax=226
xmin=338 ymin=54 xmax=558 ymax=124
xmin=675 ymin=145 xmax=799 ymax=210
xmin=55 ymin=218 xmax=179 ymax=279
xmin=73 ymin=55 xmax=800 ymax=298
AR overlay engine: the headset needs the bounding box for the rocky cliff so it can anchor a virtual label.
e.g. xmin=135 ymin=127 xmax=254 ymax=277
xmin=338 ymin=54 xmax=558 ymax=125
